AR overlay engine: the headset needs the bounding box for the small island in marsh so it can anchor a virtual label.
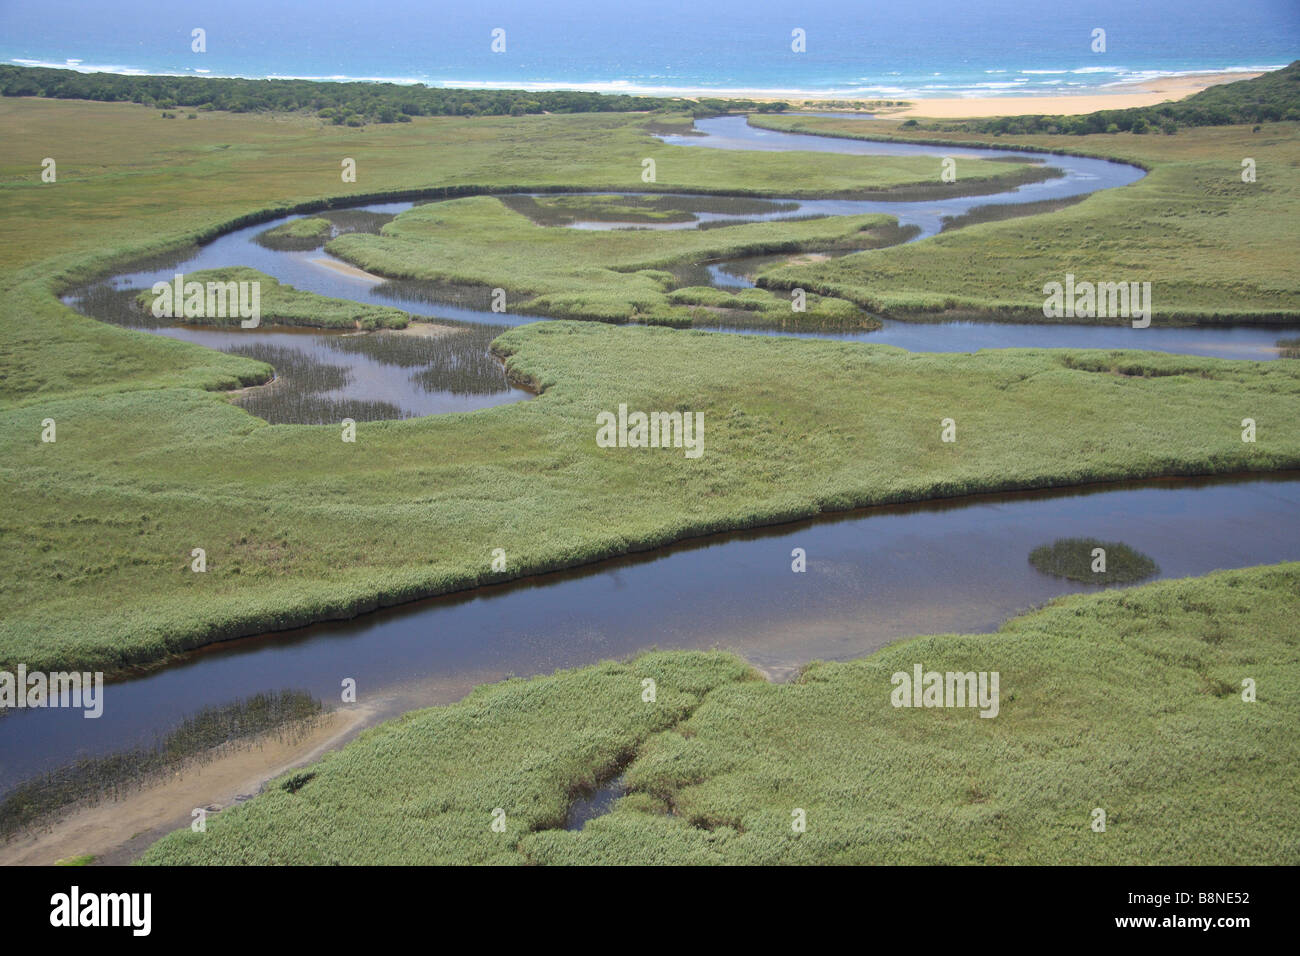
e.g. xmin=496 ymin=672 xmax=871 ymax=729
xmin=1029 ymin=538 xmax=1160 ymax=585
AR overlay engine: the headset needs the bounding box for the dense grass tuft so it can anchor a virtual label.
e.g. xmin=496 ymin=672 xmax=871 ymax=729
xmin=1029 ymin=537 xmax=1159 ymax=584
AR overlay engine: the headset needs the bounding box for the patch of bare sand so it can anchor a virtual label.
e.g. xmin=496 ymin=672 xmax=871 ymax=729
xmin=0 ymin=670 xmax=509 ymax=865
xmin=389 ymin=320 xmax=461 ymax=338
xmin=310 ymin=257 xmax=384 ymax=282
xmin=0 ymin=706 xmax=373 ymax=866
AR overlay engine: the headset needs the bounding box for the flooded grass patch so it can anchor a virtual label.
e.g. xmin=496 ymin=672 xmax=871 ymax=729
xmin=67 ymin=277 xmax=525 ymax=423
xmin=325 ymin=324 xmax=515 ymax=396
xmin=564 ymin=773 xmax=628 ymax=831
xmin=0 ymin=689 xmax=324 ymax=843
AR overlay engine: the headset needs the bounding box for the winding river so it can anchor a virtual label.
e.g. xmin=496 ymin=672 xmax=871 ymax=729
xmin=8 ymin=115 xmax=1297 ymax=793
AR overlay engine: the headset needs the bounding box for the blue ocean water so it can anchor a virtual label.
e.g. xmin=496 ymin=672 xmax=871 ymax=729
xmin=1 ymin=0 xmax=1296 ymax=97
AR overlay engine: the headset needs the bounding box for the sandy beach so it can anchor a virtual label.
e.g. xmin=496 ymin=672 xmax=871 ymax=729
xmin=669 ymin=70 xmax=1260 ymax=118
xmin=874 ymin=72 xmax=1260 ymax=119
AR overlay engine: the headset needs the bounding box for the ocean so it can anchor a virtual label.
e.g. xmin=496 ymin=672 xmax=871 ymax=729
xmin=1 ymin=0 xmax=1296 ymax=99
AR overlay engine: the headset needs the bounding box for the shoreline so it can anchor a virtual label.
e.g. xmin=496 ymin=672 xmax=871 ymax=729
xmin=0 ymin=706 xmax=375 ymax=866
xmin=6 ymin=57 xmax=1273 ymax=115
xmin=880 ymin=71 xmax=1263 ymax=119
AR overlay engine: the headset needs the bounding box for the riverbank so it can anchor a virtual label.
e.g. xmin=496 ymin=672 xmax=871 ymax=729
xmin=137 ymin=562 xmax=1300 ymax=865
xmin=0 ymin=704 xmax=373 ymax=866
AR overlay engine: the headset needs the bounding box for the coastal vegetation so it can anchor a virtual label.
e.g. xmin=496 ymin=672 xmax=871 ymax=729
xmin=324 ymin=197 xmax=904 ymax=326
xmin=139 ymin=563 xmax=1300 ymax=864
xmin=0 ymin=63 xmax=789 ymax=123
xmin=2 ymin=64 xmax=1298 ymax=864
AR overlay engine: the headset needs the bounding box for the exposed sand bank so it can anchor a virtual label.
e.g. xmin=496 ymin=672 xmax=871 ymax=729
xmin=882 ymin=72 xmax=1261 ymax=119
xmin=0 ymin=669 xmax=505 ymax=865
xmin=390 ymin=320 xmax=461 ymax=338
xmin=0 ymin=707 xmax=373 ymax=866
xmin=310 ymin=256 xmax=385 ymax=281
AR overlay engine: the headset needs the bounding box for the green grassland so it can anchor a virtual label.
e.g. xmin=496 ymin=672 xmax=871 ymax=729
xmin=139 ymin=562 xmax=1300 ymax=865
xmin=499 ymin=193 xmax=802 ymax=225
xmin=0 ymin=97 xmax=1043 ymax=402
xmin=749 ymin=112 xmax=1300 ymax=323
xmin=325 ymin=195 xmax=902 ymax=325
xmin=132 ymin=267 xmax=411 ymax=330
xmin=3 ymin=91 xmax=1299 ymax=676
xmin=4 ymin=320 xmax=1298 ymax=675
xmin=3 ymin=79 xmax=1298 ymax=864
xmin=254 ymin=217 xmax=334 ymax=250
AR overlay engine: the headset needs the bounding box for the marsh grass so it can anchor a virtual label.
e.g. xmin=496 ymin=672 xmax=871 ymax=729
xmin=665 ymin=285 xmax=877 ymax=329
xmin=327 ymin=197 xmax=919 ymax=327
xmin=131 ymin=267 xmax=411 ymax=331
xmin=68 ymin=281 xmax=517 ymax=422
xmin=255 ymin=209 xmax=397 ymax=250
xmin=371 ymin=277 xmax=504 ymax=311
xmin=1278 ymin=337 xmax=1300 ymax=359
xmin=222 ymin=341 xmax=412 ymax=425
xmin=6 ymin=100 xmax=1300 ymax=676
xmin=500 ymin=193 xmax=803 ymax=227
xmin=67 ymin=285 xmax=172 ymax=329
xmin=939 ymin=195 xmax=1089 ymax=232
xmin=318 ymin=209 xmax=396 ymax=235
xmin=749 ymin=114 xmax=1300 ymax=323
xmin=325 ymin=324 xmax=514 ymax=395
xmin=1028 ymin=537 xmax=1159 ymax=585
xmin=0 ymin=689 xmax=323 ymax=842
xmin=4 ymin=323 xmax=1299 ymax=676
xmin=253 ymin=217 xmax=334 ymax=251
